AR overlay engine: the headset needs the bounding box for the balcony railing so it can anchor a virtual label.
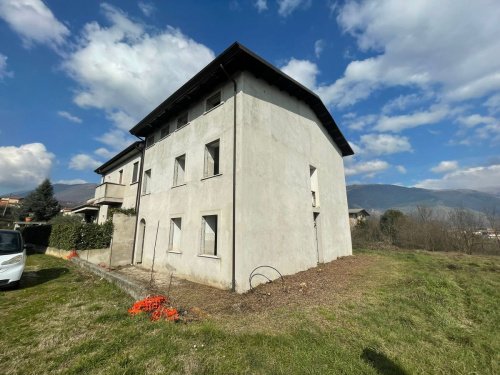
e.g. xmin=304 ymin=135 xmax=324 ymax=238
xmin=94 ymin=182 xmax=125 ymax=204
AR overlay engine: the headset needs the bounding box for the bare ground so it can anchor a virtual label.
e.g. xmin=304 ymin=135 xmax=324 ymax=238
xmin=116 ymin=254 xmax=382 ymax=322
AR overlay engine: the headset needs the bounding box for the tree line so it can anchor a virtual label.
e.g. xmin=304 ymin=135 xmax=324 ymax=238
xmin=352 ymin=206 xmax=500 ymax=255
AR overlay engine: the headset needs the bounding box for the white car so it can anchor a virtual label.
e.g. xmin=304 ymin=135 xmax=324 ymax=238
xmin=0 ymin=230 xmax=26 ymax=288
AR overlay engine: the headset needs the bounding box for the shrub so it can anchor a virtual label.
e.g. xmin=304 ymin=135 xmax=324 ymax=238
xmin=49 ymin=221 xmax=113 ymax=250
xmin=22 ymin=225 xmax=52 ymax=246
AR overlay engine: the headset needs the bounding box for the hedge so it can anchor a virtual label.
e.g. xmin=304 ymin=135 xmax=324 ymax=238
xmin=22 ymin=225 xmax=52 ymax=246
xmin=23 ymin=221 xmax=113 ymax=250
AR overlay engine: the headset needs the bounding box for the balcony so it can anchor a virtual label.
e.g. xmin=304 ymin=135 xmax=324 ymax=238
xmin=94 ymin=182 xmax=125 ymax=205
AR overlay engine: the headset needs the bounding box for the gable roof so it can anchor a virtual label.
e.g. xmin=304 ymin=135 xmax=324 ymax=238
xmin=129 ymin=42 xmax=354 ymax=156
xmin=94 ymin=141 xmax=144 ymax=175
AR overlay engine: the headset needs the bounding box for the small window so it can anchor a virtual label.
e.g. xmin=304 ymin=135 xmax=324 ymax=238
xmin=169 ymin=218 xmax=182 ymax=252
xmin=143 ymin=169 xmax=151 ymax=194
xmin=204 ymin=140 xmax=220 ymax=177
xmin=173 ymin=154 xmax=186 ymax=186
xmin=118 ymin=170 xmax=123 ymax=184
xmin=176 ymin=113 xmax=188 ymax=129
xmin=146 ymin=134 xmax=155 ymax=148
xmin=205 ymin=91 xmax=221 ymax=111
xmin=201 ymin=215 xmax=218 ymax=256
xmin=310 ymin=165 xmax=319 ymax=207
xmin=132 ymin=162 xmax=139 ymax=183
xmin=160 ymin=124 xmax=170 ymax=139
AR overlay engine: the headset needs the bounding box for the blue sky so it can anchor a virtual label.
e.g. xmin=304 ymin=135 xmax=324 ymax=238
xmin=0 ymin=0 xmax=499 ymax=194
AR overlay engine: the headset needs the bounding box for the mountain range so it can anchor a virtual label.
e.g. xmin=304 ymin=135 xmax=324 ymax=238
xmin=347 ymin=184 xmax=500 ymax=216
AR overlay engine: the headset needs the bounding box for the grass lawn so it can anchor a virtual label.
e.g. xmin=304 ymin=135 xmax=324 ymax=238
xmin=0 ymin=250 xmax=499 ymax=374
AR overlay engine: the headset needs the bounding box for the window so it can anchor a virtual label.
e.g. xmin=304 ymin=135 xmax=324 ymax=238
xmin=169 ymin=218 xmax=182 ymax=252
xmin=310 ymin=165 xmax=319 ymax=207
xmin=143 ymin=169 xmax=151 ymax=194
xmin=176 ymin=113 xmax=188 ymax=129
xmin=173 ymin=154 xmax=186 ymax=186
xmin=118 ymin=170 xmax=123 ymax=184
xmin=204 ymin=140 xmax=220 ymax=177
xmin=132 ymin=162 xmax=139 ymax=183
xmin=160 ymin=124 xmax=170 ymax=139
xmin=205 ymin=91 xmax=221 ymax=111
xmin=201 ymin=215 xmax=218 ymax=256
xmin=146 ymin=134 xmax=155 ymax=148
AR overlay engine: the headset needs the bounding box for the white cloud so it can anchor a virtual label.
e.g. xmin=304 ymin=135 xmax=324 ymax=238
xmin=0 ymin=53 xmax=13 ymax=79
xmin=94 ymin=147 xmax=116 ymax=159
xmin=314 ymin=39 xmax=325 ymax=58
xmin=343 ymin=113 xmax=377 ymax=131
xmin=381 ymin=93 xmax=429 ymax=114
xmin=280 ymin=58 xmax=318 ymax=90
xmin=96 ymin=129 xmax=135 ymax=151
xmin=431 ymin=160 xmax=459 ymax=174
xmin=416 ymin=164 xmax=500 ymax=192
xmin=0 ymin=0 xmax=69 ymax=49
xmin=69 ymin=154 xmax=102 ymax=171
xmin=57 ymin=110 xmax=82 ymax=123
xmin=56 ymin=179 xmax=88 ymax=185
xmin=254 ymin=0 xmax=268 ymax=12
xmin=277 ymin=0 xmax=311 ymax=17
xmin=345 ymin=159 xmax=389 ymax=177
xmin=62 ymin=4 xmax=214 ymax=150
xmin=138 ymin=1 xmax=155 ymax=17
xmin=484 ymin=94 xmax=500 ymax=115
xmin=456 ymin=113 xmax=500 ymax=144
xmin=0 ymin=143 xmax=54 ymax=191
xmin=396 ymin=165 xmax=406 ymax=174
xmin=316 ymin=0 xmax=500 ymax=107
xmin=374 ymin=106 xmax=449 ymax=132
xmin=359 ymin=133 xmax=412 ymax=155
xmin=458 ymin=114 xmax=497 ymax=128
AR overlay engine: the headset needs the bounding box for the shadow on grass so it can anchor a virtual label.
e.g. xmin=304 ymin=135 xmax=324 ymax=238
xmin=19 ymin=267 xmax=69 ymax=289
xmin=362 ymin=348 xmax=408 ymax=375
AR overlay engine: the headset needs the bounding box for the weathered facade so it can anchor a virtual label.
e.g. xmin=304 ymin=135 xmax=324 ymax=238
xmin=94 ymin=43 xmax=354 ymax=292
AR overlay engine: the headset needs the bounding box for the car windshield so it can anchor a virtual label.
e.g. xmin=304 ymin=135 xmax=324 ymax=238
xmin=0 ymin=232 xmax=22 ymax=254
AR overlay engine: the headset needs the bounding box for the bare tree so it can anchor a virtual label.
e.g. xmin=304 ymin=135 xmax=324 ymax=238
xmin=484 ymin=206 xmax=500 ymax=250
xmin=448 ymin=207 xmax=482 ymax=254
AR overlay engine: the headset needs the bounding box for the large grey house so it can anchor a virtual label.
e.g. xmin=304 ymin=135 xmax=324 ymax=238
xmin=92 ymin=42 xmax=354 ymax=292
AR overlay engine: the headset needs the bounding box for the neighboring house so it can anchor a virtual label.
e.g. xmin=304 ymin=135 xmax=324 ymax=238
xmin=0 ymin=196 xmax=23 ymax=207
xmin=92 ymin=141 xmax=144 ymax=224
xmin=68 ymin=204 xmax=99 ymax=223
xmin=94 ymin=42 xmax=354 ymax=292
xmin=348 ymin=209 xmax=370 ymax=227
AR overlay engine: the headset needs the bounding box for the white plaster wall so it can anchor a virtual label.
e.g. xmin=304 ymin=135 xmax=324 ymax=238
xmin=234 ymin=72 xmax=352 ymax=292
xmin=101 ymin=154 xmax=141 ymax=209
xmin=134 ymin=81 xmax=239 ymax=289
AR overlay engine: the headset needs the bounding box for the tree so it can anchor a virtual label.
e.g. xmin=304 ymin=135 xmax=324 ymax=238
xmin=19 ymin=179 xmax=61 ymax=221
xmin=380 ymin=209 xmax=405 ymax=243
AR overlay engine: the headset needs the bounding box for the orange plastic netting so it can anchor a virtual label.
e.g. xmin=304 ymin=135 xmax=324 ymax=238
xmin=128 ymin=295 xmax=179 ymax=322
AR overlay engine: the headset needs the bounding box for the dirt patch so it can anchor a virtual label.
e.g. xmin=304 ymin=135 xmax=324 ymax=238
xmin=118 ymin=255 xmax=378 ymax=319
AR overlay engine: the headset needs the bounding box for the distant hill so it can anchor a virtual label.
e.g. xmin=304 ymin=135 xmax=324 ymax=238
xmin=6 ymin=183 xmax=97 ymax=207
xmin=347 ymin=184 xmax=500 ymax=216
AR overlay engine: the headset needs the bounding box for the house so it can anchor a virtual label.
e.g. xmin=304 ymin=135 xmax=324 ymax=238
xmin=92 ymin=141 xmax=144 ymax=224
xmin=94 ymin=42 xmax=354 ymax=292
xmin=349 ymin=208 xmax=370 ymax=227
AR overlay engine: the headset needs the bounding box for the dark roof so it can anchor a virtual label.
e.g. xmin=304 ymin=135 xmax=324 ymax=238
xmin=94 ymin=141 xmax=144 ymax=175
xmin=129 ymin=42 xmax=353 ymax=156
xmin=349 ymin=208 xmax=370 ymax=216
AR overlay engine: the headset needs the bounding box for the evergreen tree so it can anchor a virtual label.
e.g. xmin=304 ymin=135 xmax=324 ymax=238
xmin=19 ymin=179 xmax=61 ymax=221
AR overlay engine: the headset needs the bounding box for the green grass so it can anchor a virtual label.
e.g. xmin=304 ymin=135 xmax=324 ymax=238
xmin=0 ymin=251 xmax=499 ymax=374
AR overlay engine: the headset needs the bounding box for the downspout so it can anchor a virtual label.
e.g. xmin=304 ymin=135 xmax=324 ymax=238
xmin=131 ymin=138 xmax=145 ymax=264
xmin=220 ymin=64 xmax=237 ymax=292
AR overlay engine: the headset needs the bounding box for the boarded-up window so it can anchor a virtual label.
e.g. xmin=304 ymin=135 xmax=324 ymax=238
xmin=176 ymin=113 xmax=188 ymax=129
xmin=204 ymin=140 xmax=220 ymax=177
xmin=132 ymin=162 xmax=139 ymax=183
xmin=173 ymin=154 xmax=186 ymax=186
xmin=146 ymin=134 xmax=155 ymax=148
xmin=205 ymin=91 xmax=221 ymax=111
xmin=143 ymin=169 xmax=151 ymax=194
xmin=201 ymin=215 xmax=218 ymax=256
xmin=169 ymin=218 xmax=182 ymax=252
